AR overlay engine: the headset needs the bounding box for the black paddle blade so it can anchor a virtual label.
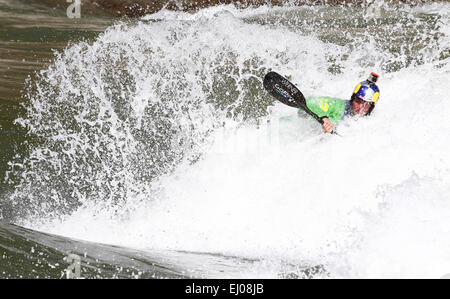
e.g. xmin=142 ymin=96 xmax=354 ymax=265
xmin=263 ymin=71 xmax=306 ymax=108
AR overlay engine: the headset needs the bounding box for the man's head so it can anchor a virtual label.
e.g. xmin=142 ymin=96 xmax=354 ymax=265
xmin=350 ymin=73 xmax=380 ymax=116
xmin=351 ymin=97 xmax=372 ymax=115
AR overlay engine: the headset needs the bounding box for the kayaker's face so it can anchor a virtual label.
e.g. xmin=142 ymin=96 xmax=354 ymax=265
xmin=352 ymin=97 xmax=372 ymax=116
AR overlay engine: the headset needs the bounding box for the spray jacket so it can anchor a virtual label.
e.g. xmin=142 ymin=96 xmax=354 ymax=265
xmin=304 ymin=96 xmax=352 ymax=125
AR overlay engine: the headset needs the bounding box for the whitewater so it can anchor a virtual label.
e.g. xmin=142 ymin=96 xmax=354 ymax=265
xmin=3 ymin=3 xmax=450 ymax=278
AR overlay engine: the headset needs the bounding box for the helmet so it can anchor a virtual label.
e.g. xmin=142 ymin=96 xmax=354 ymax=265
xmin=351 ymin=72 xmax=380 ymax=115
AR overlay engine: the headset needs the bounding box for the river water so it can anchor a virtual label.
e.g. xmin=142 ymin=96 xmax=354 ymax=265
xmin=0 ymin=0 xmax=449 ymax=278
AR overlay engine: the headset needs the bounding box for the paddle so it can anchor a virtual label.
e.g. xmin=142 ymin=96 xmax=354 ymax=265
xmin=263 ymin=71 xmax=340 ymax=135
xmin=263 ymin=71 xmax=325 ymax=124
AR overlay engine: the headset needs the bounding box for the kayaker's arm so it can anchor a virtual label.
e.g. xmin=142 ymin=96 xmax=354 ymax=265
xmin=321 ymin=117 xmax=334 ymax=134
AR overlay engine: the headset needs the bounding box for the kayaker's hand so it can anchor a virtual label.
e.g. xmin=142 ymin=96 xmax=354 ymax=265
xmin=321 ymin=117 xmax=334 ymax=134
